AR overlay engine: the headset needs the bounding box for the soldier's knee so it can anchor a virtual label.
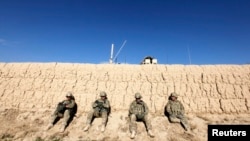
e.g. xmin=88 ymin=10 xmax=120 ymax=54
xmin=170 ymin=118 xmax=181 ymax=123
xmin=89 ymin=109 xmax=95 ymax=114
xmin=130 ymin=114 xmax=136 ymax=121
xmin=64 ymin=110 xmax=70 ymax=115
xmin=101 ymin=113 xmax=108 ymax=120
xmin=87 ymin=110 xmax=95 ymax=117
xmin=101 ymin=112 xmax=108 ymax=117
xmin=64 ymin=111 xmax=71 ymax=119
xmin=181 ymin=118 xmax=188 ymax=124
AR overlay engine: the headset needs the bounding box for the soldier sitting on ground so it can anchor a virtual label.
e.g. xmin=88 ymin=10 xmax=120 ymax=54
xmin=45 ymin=92 xmax=77 ymax=132
xmin=165 ymin=92 xmax=189 ymax=131
xmin=83 ymin=91 xmax=110 ymax=132
xmin=128 ymin=92 xmax=154 ymax=139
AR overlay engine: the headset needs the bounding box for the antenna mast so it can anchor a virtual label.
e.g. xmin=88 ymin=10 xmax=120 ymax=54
xmin=109 ymin=43 xmax=114 ymax=64
xmin=113 ymin=40 xmax=127 ymax=63
xmin=187 ymin=45 xmax=192 ymax=64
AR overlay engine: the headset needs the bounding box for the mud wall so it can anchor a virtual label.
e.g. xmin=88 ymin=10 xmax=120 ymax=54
xmin=0 ymin=63 xmax=249 ymax=114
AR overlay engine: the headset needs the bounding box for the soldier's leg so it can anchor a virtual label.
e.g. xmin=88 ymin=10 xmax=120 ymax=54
xmin=169 ymin=115 xmax=181 ymax=123
xmin=45 ymin=112 xmax=58 ymax=130
xmin=50 ymin=113 xmax=58 ymax=124
xmin=83 ymin=109 xmax=95 ymax=131
xmin=60 ymin=110 xmax=70 ymax=132
xmin=129 ymin=114 xmax=137 ymax=132
xmin=177 ymin=114 xmax=189 ymax=131
xmin=101 ymin=111 xmax=108 ymax=132
xmin=142 ymin=115 xmax=152 ymax=130
xmin=101 ymin=111 xmax=108 ymax=124
xmin=129 ymin=114 xmax=137 ymax=139
xmin=86 ymin=109 xmax=95 ymax=124
xmin=142 ymin=115 xmax=154 ymax=137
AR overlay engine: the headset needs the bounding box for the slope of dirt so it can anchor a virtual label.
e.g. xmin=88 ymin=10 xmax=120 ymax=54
xmin=0 ymin=109 xmax=250 ymax=141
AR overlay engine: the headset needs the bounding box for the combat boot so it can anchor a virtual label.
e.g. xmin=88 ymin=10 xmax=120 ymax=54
xmin=60 ymin=126 xmax=65 ymax=133
xmin=83 ymin=124 xmax=90 ymax=132
xmin=183 ymin=124 xmax=189 ymax=131
xmin=148 ymin=130 xmax=155 ymax=137
xmin=45 ymin=123 xmax=53 ymax=131
xmin=101 ymin=124 xmax=105 ymax=132
xmin=130 ymin=130 xmax=136 ymax=139
xmin=59 ymin=125 xmax=66 ymax=133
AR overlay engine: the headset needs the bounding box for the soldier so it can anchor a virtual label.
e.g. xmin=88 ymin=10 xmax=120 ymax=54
xmin=83 ymin=91 xmax=110 ymax=132
xmin=128 ymin=92 xmax=154 ymax=139
xmin=165 ymin=92 xmax=189 ymax=131
xmin=45 ymin=91 xmax=76 ymax=132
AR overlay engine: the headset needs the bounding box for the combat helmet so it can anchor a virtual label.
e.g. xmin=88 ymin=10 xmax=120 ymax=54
xmin=135 ymin=92 xmax=142 ymax=99
xmin=170 ymin=92 xmax=178 ymax=98
xmin=66 ymin=91 xmax=73 ymax=97
xmin=100 ymin=91 xmax=107 ymax=97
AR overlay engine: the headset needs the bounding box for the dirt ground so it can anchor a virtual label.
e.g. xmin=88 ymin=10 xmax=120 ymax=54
xmin=0 ymin=108 xmax=250 ymax=141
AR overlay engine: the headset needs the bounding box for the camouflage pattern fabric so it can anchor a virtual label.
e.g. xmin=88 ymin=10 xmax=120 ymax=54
xmin=128 ymin=100 xmax=152 ymax=132
xmin=85 ymin=98 xmax=110 ymax=125
xmin=56 ymin=102 xmax=66 ymax=114
xmin=166 ymin=100 xmax=184 ymax=116
xmin=50 ymin=99 xmax=76 ymax=126
xmin=165 ymin=99 xmax=189 ymax=130
xmin=129 ymin=100 xmax=148 ymax=118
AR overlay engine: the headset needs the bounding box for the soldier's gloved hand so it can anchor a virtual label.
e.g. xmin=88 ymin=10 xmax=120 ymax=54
xmin=63 ymin=100 xmax=69 ymax=105
xmin=93 ymin=102 xmax=98 ymax=108
xmin=97 ymin=102 xmax=103 ymax=107
xmin=93 ymin=100 xmax=101 ymax=108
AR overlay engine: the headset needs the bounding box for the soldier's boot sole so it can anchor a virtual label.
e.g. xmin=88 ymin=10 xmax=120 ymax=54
xmin=45 ymin=123 xmax=53 ymax=131
xmin=59 ymin=126 xmax=66 ymax=133
xmin=183 ymin=124 xmax=189 ymax=131
xmin=148 ymin=130 xmax=155 ymax=138
xmin=83 ymin=124 xmax=90 ymax=132
xmin=130 ymin=131 xmax=136 ymax=139
xmin=101 ymin=124 xmax=105 ymax=132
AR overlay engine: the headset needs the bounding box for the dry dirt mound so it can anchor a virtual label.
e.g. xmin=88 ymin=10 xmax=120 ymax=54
xmin=1 ymin=108 xmax=250 ymax=141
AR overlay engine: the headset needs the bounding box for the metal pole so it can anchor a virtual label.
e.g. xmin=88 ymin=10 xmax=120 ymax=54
xmin=110 ymin=43 xmax=114 ymax=64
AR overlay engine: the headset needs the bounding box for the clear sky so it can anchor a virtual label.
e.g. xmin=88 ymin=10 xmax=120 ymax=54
xmin=0 ymin=0 xmax=250 ymax=65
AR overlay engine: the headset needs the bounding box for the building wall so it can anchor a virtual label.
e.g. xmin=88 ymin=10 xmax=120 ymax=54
xmin=0 ymin=63 xmax=249 ymax=114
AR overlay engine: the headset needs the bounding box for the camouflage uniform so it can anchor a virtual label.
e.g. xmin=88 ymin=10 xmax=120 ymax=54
xmin=46 ymin=92 xmax=76 ymax=132
xmin=83 ymin=91 xmax=110 ymax=132
xmin=128 ymin=93 xmax=154 ymax=138
xmin=165 ymin=92 xmax=189 ymax=131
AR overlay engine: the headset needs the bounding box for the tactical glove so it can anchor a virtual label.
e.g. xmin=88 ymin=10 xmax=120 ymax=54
xmin=95 ymin=101 xmax=103 ymax=108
